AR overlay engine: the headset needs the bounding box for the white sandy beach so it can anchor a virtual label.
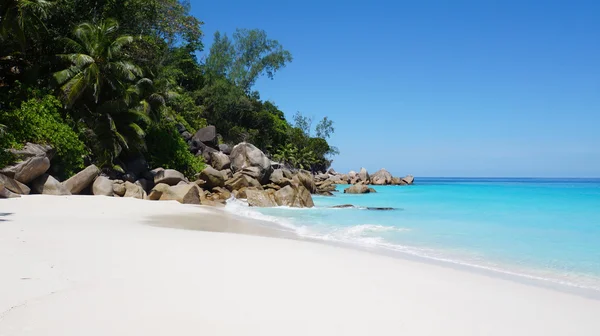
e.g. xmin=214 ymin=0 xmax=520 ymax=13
xmin=1 ymin=196 xmax=600 ymax=335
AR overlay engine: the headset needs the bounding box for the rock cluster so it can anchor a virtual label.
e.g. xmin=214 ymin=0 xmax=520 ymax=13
xmin=0 ymin=126 xmax=413 ymax=207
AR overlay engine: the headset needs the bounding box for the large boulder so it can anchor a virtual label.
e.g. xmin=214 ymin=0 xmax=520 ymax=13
xmin=198 ymin=166 xmax=225 ymax=189
xmin=124 ymin=181 xmax=146 ymax=199
xmin=245 ymin=188 xmax=278 ymax=207
xmin=0 ymin=143 xmax=52 ymax=184
xmin=370 ymin=168 xmax=393 ymax=185
xmin=156 ymin=183 xmax=201 ymax=204
xmin=31 ymin=174 xmax=71 ymax=195
xmin=327 ymin=168 xmax=338 ymax=175
xmin=402 ymin=175 xmax=415 ymax=185
xmin=63 ymin=165 xmax=100 ymax=194
xmin=220 ymin=169 xmax=233 ymax=180
xmin=344 ymin=184 xmax=375 ymax=194
xmin=192 ymin=125 xmax=218 ymax=149
xmin=209 ymin=151 xmax=231 ymax=170
xmin=218 ymin=144 xmax=232 ymax=155
xmin=92 ymin=176 xmax=114 ymax=196
xmin=0 ymin=173 xmax=30 ymax=195
xmin=358 ymin=168 xmax=370 ymax=184
xmin=316 ymin=180 xmax=336 ymax=193
xmin=275 ymin=184 xmax=314 ymax=208
xmin=348 ymin=170 xmax=357 ymax=179
xmin=229 ymin=142 xmax=272 ymax=184
xmin=292 ymin=170 xmax=317 ymax=193
xmin=154 ymin=169 xmax=185 ymax=186
xmin=148 ymin=183 xmax=170 ymax=200
xmin=200 ymin=146 xmax=219 ymax=163
xmin=225 ymin=172 xmax=263 ymax=191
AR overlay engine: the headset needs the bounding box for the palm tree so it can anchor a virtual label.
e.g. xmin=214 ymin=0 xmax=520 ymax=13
xmin=53 ymin=19 xmax=156 ymax=167
xmin=0 ymin=0 xmax=54 ymax=50
xmin=54 ymin=19 xmax=143 ymax=107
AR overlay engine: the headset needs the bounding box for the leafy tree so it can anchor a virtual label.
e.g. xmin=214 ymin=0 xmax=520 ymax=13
xmin=315 ymin=116 xmax=334 ymax=139
xmin=0 ymin=0 xmax=55 ymax=51
xmin=206 ymin=28 xmax=292 ymax=91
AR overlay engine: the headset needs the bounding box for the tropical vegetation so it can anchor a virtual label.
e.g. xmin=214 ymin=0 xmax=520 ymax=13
xmin=0 ymin=0 xmax=337 ymax=179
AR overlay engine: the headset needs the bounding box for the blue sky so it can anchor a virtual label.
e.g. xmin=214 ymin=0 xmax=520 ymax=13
xmin=191 ymin=0 xmax=600 ymax=177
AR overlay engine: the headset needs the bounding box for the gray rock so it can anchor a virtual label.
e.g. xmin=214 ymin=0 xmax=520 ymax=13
xmin=218 ymin=144 xmax=232 ymax=155
xmin=63 ymin=165 xmax=100 ymax=194
xmin=148 ymin=183 xmax=170 ymax=200
xmin=175 ymin=123 xmax=187 ymax=133
xmin=192 ymin=125 xmax=218 ymax=148
xmin=269 ymin=169 xmax=289 ymax=186
xmin=246 ymin=189 xmax=278 ymax=207
xmin=370 ymin=168 xmax=393 ymax=185
xmin=327 ymin=168 xmax=338 ymax=175
xmin=124 ymin=181 xmax=146 ymax=199
xmin=112 ymin=181 xmax=126 ymax=196
xmin=343 ymin=185 xmax=375 ymax=194
xmin=230 ymin=142 xmax=272 ymax=184
xmin=201 ymin=146 xmax=219 ymax=163
xmin=209 ymin=151 xmax=231 ymax=170
xmin=0 ymin=185 xmax=20 ymax=198
xmin=391 ymin=177 xmax=407 ymax=185
xmin=154 ymin=169 xmax=185 ymax=186
xmin=181 ymin=131 xmax=192 ymax=141
xmin=0 ymin=173 xmax=30 ymax=195
xmin=275 ymin=184 xmax=314 ymax=208
xmin=31 ymin=174 xmax=71 ymax=195
xmin=358 ymin=168 xmax=369 ymax=184
xmin=0 ymin=143 xmax=53 ymax=184
xmin=292 ymin=170 xmax=317 ymax=194
xmin=199 ymin=166 xmax=225 ymax=189
xmin=225 ymin=172 xmax=263 ymax=191
xmin=93 ymin=176 xmax=114 ymax=196
xmin=156 ymin=183 xmax=201 ymax=204
xmin=402 ymin=175 xmax=415 ymax=185
xmin=220 ymin=169 xmax=233 ymax=180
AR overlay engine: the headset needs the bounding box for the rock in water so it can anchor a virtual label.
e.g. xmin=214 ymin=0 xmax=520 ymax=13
xmin=358 ymin=168 xmax=370 ymax=184
xmin=63 ymin=165 xmax=100 ymax=194
xmin=124 ymin=181 xmax=146 ymax=199
xmin=0 ymin=143 xmax=53 ymax=184
xmin=209 ymin=151 xmax=231 ymax=170
xmin=292 ymin=170 xmax=317 ymax=193
xmin=402 ymin=175 xmax=415 ymax=185
xmin=199 ymin=166 xmax=225 ymax=189
xmin=31 ymin=174 xmax=71 ymax=195
xmin=275 ymin=184 xmax=314 ymax=208
xmin=154 ymin=169 xmax=185 ymax=186
xmin=0 ymin=173 xmax=30 ymax=195
xmin=192 ymin=125 xmax=218 ymax=148
xmin=229 ymin=142 xmax=272 ymax=184
xmin=370 ymin=168 xmax=393 ymax=185
xmin=93 ymin=176 xmax=114 ymax=196
xmin=391 ymin=177 xmax=407 ymax=185
xmin=343 ymin=185 xmax=375 ymax=194
xmin=246 ymin=189 xmax=278 ymax=207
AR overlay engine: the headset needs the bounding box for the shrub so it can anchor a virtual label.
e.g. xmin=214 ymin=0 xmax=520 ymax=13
xmin=0 ymin=95 xmax=87 ymax=179
xmin=145 ymin=120 xmax=205 ymax=178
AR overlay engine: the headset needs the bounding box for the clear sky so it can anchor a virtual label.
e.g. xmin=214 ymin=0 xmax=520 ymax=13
xmin=191 ymin=0 xmax=600 ymax=177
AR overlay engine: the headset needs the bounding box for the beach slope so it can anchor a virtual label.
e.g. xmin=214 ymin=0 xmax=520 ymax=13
xmin=1 ymin=196 xmax=599 ymax=335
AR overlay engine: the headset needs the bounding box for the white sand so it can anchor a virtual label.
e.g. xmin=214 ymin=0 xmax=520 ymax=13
xmin=1 ymin=196 xmax=599 ymax=335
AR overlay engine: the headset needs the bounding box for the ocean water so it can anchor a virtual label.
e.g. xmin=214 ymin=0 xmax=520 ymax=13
xmin=225 ymin=178 xmax=600 ymax=292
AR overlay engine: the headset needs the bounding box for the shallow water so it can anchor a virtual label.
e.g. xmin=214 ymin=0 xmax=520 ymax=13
xmin=225 ymin=178 xmax=600 ymax=292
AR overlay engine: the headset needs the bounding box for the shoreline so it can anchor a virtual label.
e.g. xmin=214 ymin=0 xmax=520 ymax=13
xmin=2 ymin=195 xmax=600 ymax=335
xmin=152 ymin=200 xmax=600 ymax=301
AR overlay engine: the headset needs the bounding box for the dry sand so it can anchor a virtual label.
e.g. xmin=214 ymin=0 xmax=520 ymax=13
xmin=1 ymin=195 xmax=599 ymax=335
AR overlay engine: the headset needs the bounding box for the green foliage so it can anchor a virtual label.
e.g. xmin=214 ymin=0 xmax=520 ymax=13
xmin=0 ymin=95 xmax=86 ymax=179
xmin=145 ymin=120 xmax=205 ymax=178
xmin=206 ymin=28 xmax=293 ymax=91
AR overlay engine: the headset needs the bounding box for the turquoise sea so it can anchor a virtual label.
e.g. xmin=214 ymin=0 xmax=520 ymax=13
xmin=226 ymin=178 xmax=600 ymax=292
